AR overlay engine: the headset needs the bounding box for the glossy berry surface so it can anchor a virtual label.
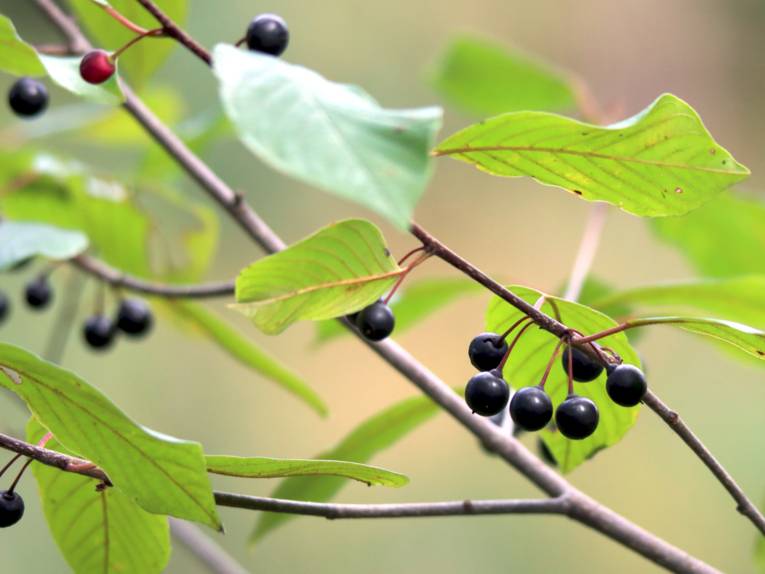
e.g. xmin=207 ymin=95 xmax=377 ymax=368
xmin=117 ymin=299 xmax=153 ymax=337
xmin=561 ymin=347 xmax=604 ymax=382
xmin=356 ymin=301 xmax=395 ymax=341
xmin=555 ymin=395 xmax=599 ymax=440
xmin=246 ymin=14 xmax=289 ymax=56
xmin=83 ymin=315 xmax=116 ymax=350
xmin=8 ymin=78 xmax=48 ymax=117
xmin=24 ymin=277 xmax=52 ymax=310
xmin=509 ymin=386 xmax=553 ymax=431
xmin=606 ymin=364 xmax=647 ymax=407
xmin=465 ymin=371 xmax=509 ymax=416
xmin=79 ymin=50 xmax=116 ymax=84
xmin=468 ymin=332 xmax=508 ymax=371
xmin=0 ymin=491 xmax=24 ymax=528
xmin=0 ymin=291 xmax=8 ymax=324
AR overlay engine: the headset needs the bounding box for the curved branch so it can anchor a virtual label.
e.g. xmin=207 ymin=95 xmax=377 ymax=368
xmin=214 ymin=491 xmax=569 ymax=519
xmin=642 ymin=391 xmax=765 ymax=535
xmin=135 ymin=0 xmax=211 ymax=65
xmin=71 ymin=254 xmax=234 ymax=298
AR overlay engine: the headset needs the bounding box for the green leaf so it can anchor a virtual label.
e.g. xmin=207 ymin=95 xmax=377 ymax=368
xmin=315 ymin=276 xmax=481 ymax=344
xmin=0 ymin=343 xmax=221 ymax=529
xmin=212 ymin=44 xmax=443 ymax=229
xmin=486 ymin=286 xmax=642 ymax=473
xmin=0 ymin=221 xmax=88 ymax=270
xmin=756 ymin=531 xmax=765 ymax=573
xmin=68 ymin=0 xmax=187 ymax=86
xmin=206 ymin=455 xmax=408 ymax=487
xmin=28 ymin=419 xmax=171 ymax=574
xmin=652 ymin=192 xmax=765 ymax=277
xmin=0 ymin=15 xmax=123 ymax=103
xmin=160 ymin=300 xmax=328 ymax=416
xmin=253 ymin=394 xmax=441 ymax=541
xmin=233 ymin=219 xmax=402 ymax=334
xmin=435 ymin=94 xmax=748 ymax=217
xmin=0 ymin=14 xmax=46 ymax=76
xmin=430 ymin=36 xmax=575 ymax=116
xmin=590 ymin=277 xmax=765 ymax=330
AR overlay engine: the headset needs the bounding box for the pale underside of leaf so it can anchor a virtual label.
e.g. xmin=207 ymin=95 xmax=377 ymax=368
xmin=436 ymin=93 xmax=748 ymax=217
xmin=0 ymin=221 xmax=89 ymax=270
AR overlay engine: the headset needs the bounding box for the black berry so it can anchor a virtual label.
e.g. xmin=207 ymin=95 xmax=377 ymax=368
xmin=509 ymin=386 xmax=553 ymax=431
xmin=116 ymin=299 xmax=153 ymax=337
xmin=561 ymin=347 xmax=604 ymax=382
xmin=0 ymin=291 xmax=8 ymax=324
xmin=246 ymin=14 xmax=289 ymax=56
xmin=83 ymin=315 xmax=116 ymax=350
xmin=356 ymin=301 xmax=395 ymax=341
xmin=8 ymin=78 xmax=48 ymax=117
xmin=465 ymin=371 xmax=509 ymax=416
xmin=24 ymin=277 xmax=52 ymax=310
xmin=468 ymin=332 xmax=508 ymax=371
xmin=555 ymin=395 xmax=599 ymax=440
xmin=606 ymin=364 xmax=647 ymax=407
xmin=0 ymin=491 xmax=24 ymax=528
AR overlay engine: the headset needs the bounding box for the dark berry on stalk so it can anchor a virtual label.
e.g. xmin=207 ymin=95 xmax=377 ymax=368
xmin=555 ymin=395 xmax=599 ymax=440
xmin=356 ymin=301 xmax=395 ymax=341
xmin=465 ymin=371 xmax=509 ymax=416
xmin=24 ymin=277 xmax=52 ymax=310
xmin=509 ymin=386 xmax=553 ymax=431
xmin=8 ymin=78 xmax=48 ymax=117
xmin=606 ymin=364 xmax=647 ymax=407
xmin=83 ymin=315 xmax=116 ymax=350
xmin=246 ymin=14 xmax=289 ymax=56
xmin=0 ymin=291 xmax=8 ymax=324
xmin=468 ymin=332 xmax=508 ymax=371
xmin=116 ymin=299 xmax=153 ymax=337
xmin=561 ymin=347 xmax=604 ymax=382
xmin=0 ymin=491 xmax=24 ymax=528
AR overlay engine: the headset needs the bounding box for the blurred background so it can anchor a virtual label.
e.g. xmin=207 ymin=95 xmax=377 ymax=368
xmin=1 ymin=0 xmax=765 ymax=572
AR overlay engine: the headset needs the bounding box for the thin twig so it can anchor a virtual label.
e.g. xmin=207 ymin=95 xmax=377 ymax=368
xmin=563 ymin=203 xmax=608 ymax=301
xmin=169 ymin=519 xmax=250 ymax=574
xmin=134 ymin=0 xmax=211 ymax=65
xmin=642 ymin=391 xmax=765 ymax=535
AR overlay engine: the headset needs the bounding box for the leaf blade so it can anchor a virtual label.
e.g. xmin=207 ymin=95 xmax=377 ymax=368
xmin=0 ymin=221 xmax=88 ymax=270
xmin=436 ymin=94 xmax=748 ymax=217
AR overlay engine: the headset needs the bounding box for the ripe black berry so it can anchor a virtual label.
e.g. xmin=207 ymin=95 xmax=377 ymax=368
xmin=356 ymin=301 xmax=395 ymax=341
xmin=555 ymin=395 xmax=599 ymax=440
xmin=468 ymin=332 xmax=508 ymax=371
xmin=561 ymin=347 xmax=604 ymax=382
xmin=509 ymin=386 xmax=553 ymax=431
xmin=246 ymin=14 xmax=289 ymax=56
xmin=465 ymin=371 xmax=509 ymax=416
xmin=83 ymin=315 xmax=116 ymax=350
xmin=116 ymin=299 xmax=153 ymax=337
xmin=0 ymin=291 xmax=8 ymax=324
xmin=606 ymin=364 xmax=647 ymax=407
xmin=8 ymin=78 xmax=48 ymax=117
xmin=0 ymin=491 xmax=24 ymax=528
xmin=24 ymin=277 xmax=52 ymax=310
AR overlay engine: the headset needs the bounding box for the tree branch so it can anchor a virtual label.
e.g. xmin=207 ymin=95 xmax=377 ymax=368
xmin=169 ymin=519 xmax=249 ymax=574
xmin=134 ymin=0 xmax=211 ymax=65
xmin=29 ymin=1 xmax=727 ymax=572
xmin=642 ymin=391 xmax=765 ymax=535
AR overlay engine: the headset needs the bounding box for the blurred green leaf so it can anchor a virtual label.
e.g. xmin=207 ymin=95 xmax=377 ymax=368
xmin=253 ymin=394 xmax=441 ymax=541
xmin=0 ymin=343 xmax=220 ymax=529
xmin=0 ymin=221 xmax=88 ymax=270
xmin=212 ymin=44 xmax=442 ymax=229
xmin=590 ymin=277 xmax=765 ymax=329
xmin=233 ymin=219 xmax=402 ymax=334
xmin=0 ymin=15 xmax=123 ymax=103
xmin=0 ymin=14 xmax=46 ymax=76
xmin=431 ymin=36 xmax=575 ymax=116
xmin=28 ymin=419 xmax=171 ymax=574
xmin=652 ymin=192 xmax=765 ymax=277
xmin=756 ymin=531 xmax=765 ymax=573
xmin=486 ymin=286 xmax=641 ymax=473
xmin=206 ymin=455 xmax=408 ymax=487
xmin=68 ymin=0 xmax=187 ymax=86
xmin=160 ymin=300 xmax=328 ymax=416
xmin=436 ymin=94 xmax=748 ymax=217
xmin=315 ymin=276 xmax=481 ymax=344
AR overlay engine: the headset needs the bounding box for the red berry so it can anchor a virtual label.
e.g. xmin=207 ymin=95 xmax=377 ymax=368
xmin=79 ymin=50 xmax=116 ymax=85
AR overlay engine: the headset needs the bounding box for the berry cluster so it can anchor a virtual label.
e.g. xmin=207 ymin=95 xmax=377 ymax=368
xmin=464 ymin=323 xmax=648 ymax=444
xmin=1 ymin=263 xmax=153 ymax=352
